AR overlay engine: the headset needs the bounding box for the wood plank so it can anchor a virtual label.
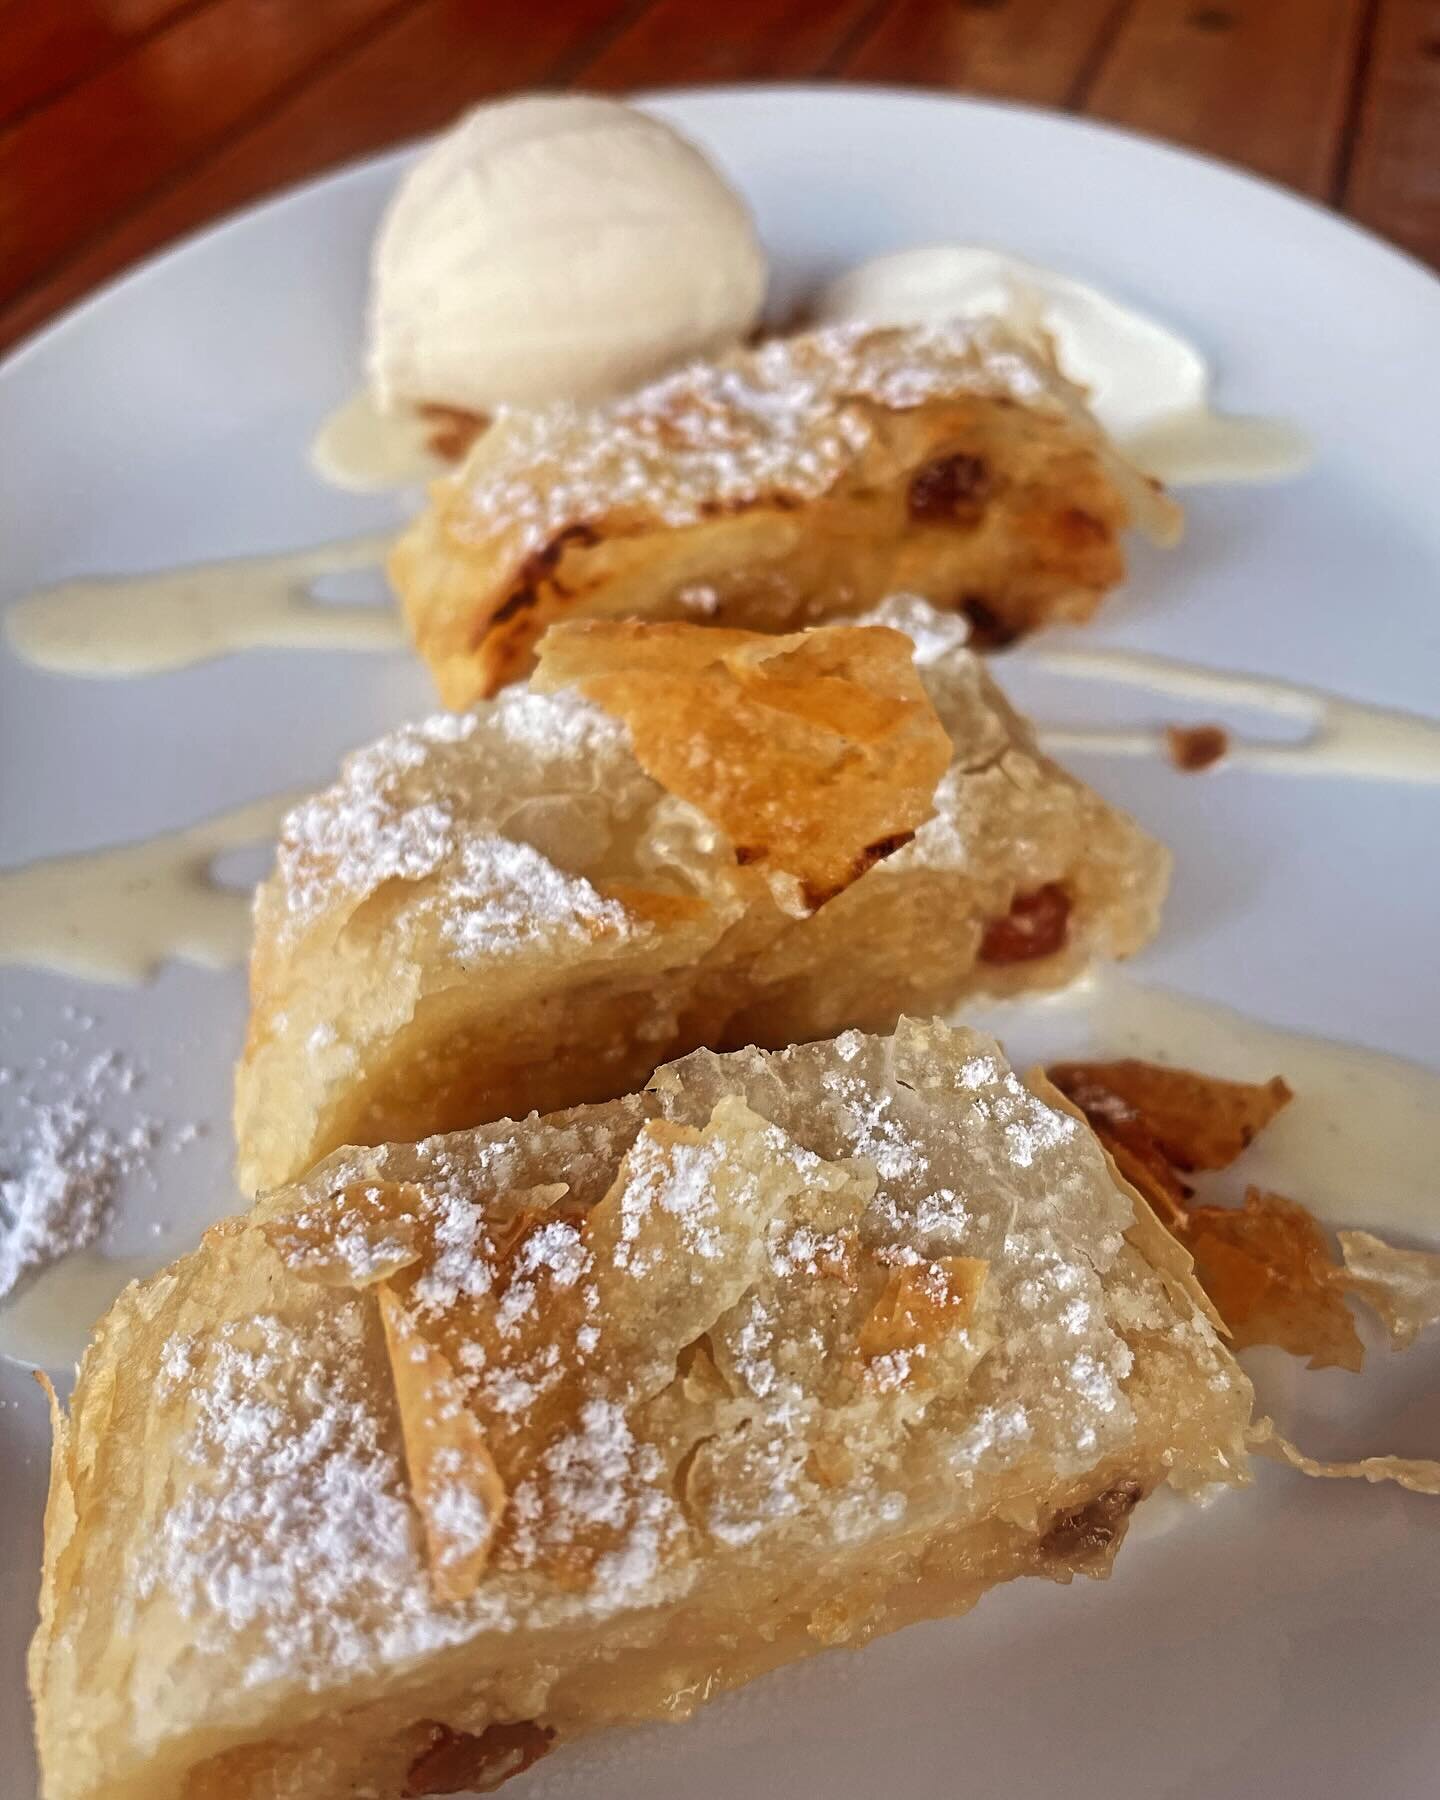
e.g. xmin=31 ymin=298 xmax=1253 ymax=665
xmin=0 ymin=0 xmax=412 ymax=311
xmin=1084 ymin=0 xmax=1368 ymax=196
xmin=0 ymin=0 xmax=200 ymax=127
xmin=0 ymin=0 xmax=635 ymax=356
xmin=579 ymin=0 xmax=879 ymax=89
xmin=840 ymin=0 xmax=1126 ymax=106
xmin=1344 ymin=0 xmax=1440 ymax=268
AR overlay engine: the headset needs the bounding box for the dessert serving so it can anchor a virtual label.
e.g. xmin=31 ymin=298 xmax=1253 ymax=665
xmin=32 ymin=1020 xmax=1254 ymax=1800
xmin=234 ymin=607 xmax=1167 ymax=1194
xmin=391 ymin=319 xmax=1180 ymax=705
xmin=5 ymin=80 xmax=1438 ymax=1800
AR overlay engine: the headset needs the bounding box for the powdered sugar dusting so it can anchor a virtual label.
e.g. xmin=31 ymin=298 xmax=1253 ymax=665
xmin=457 ymin=321 xmax=1059 ymax=562
xmin=504 ymin=1399 xmax=687 ymax=1606
xmin=138 ymin=1306 xmax=474 ymax=1687
xmin=611 ymin=1130 xmax=729 ymax=1272
xmin=279 ymin=756 xmax=454 ymax=926
xmin=442 ymin=835 xmax=627 ymax=963
xmin=271 ymin=686 xmax=635 ymax=957
xmin=0 ymin=1029 xmax=202 ymax=1300
xmin=487 ymin=686 xmax=629 ymax=761
xmin=111 ymin=1022 xmax=1241 ymax=1699
xmin=819 ymin=1067 xmax=929 ymax=1184
xmin=858 ymin=593 xmax=974 ymax=665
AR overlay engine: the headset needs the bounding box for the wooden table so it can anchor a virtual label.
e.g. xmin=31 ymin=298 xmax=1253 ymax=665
xmin=4 ymin=0 xmax=1437 ymax=356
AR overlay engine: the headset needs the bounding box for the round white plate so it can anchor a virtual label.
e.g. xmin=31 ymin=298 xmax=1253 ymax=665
xmin=2 ymin=86 xmax=1438 ymax=1800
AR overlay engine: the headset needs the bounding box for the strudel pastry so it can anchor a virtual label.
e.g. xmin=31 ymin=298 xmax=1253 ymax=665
xmin=234 ymin=608 xmax=1168 ymax=1194
xmin=389 ymin=319 xmax=1181 ymax=705
xmin=33 ymin=1020 xmax=1253 ymax=1800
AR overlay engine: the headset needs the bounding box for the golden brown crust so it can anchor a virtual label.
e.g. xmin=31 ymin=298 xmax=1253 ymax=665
xmin=1047 ymin=1059 xmax=1293 ymax=1175
xmin=533 ymin=620 xmax=952 ymax=903
xmin=389 ymin=322 xmax=1181 ymax=706
xmin=1183 ymin=1190 xmax=1366 ymax=1372
xmin=1029 ymin=1071 xmax=1230 ymax=1339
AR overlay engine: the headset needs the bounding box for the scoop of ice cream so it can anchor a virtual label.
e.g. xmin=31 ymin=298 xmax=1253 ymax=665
xmin=368 ymin=95 xmax=767 ymax=414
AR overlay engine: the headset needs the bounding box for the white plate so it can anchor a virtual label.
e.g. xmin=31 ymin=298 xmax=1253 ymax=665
xmin=2 ymin=86 xmax=1438 ymax=1800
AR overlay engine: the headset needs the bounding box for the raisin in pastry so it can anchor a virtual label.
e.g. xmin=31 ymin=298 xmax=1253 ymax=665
xmin=389 ymin=320 xmax=1180 ymax=705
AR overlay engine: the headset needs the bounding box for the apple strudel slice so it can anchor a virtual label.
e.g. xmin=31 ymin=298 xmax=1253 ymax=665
xmin=33 ymin=1020 xmax=1253 ymax=1800
xmin=389 ymin=319 xmax=1180 ymax=705
xmin=234 ymin=610 xmax=1168 ymax=1194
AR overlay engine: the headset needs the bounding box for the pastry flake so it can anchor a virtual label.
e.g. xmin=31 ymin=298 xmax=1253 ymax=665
xmin=34 ymin=1021 xmax=1254 ymax=1800
xmin=376 ymin=1281 xmax=507 ymax=1602
xmin=1050 ymin=1055 xmax=1440 ymax=1374
xmin=263 ymin=1179 xmax=428 ymax=1286
xmin=1049 ymin=1055 xmax=1349 ymax=1358
xmin=533 ymin=619 xmax=952 ymax=903
xmin=1047 ymin=1058 xmax=1293 ymax=1177
xmin=1336 ymin=1229 xmax=1440 ymax=1350
xmin=856 ymin=1256 xmax=988 ymax=1376
xmin=1183 ymin=1188 xmax=1365 ymax=1373
xmin=235 ymin=610 xmax=1168 ymax=1193
xmin=1248 ymin=1416 xmax=1440 ymax=1497
xmin=390 ymin=320 xmax=1181 ymax=705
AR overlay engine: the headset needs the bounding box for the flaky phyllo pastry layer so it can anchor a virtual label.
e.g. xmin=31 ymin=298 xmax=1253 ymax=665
xmin=234 ymin=606 xmax=1168 ymax=1194
xmin=390 ymin=319 xmax=1181 ymax=705
xmin=33 ymin=1022 xmax=1254 ymax=1800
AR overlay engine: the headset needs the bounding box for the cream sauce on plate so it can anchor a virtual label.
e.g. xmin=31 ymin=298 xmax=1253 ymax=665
xmin=0 ymin=792 xmax=299 ymax=985
xmin=4 ymin=532 xmax=402 ymax=677
xmin=1032 ymin=647 xmax=1440 ymax=783
xmin=0 ymin=1251 xmax=160 ymax=1371
xmin=309 ymin=390 xmax=452 ymax=491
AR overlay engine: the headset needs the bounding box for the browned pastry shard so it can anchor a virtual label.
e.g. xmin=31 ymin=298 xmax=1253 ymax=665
xmin=1047 ymin=1057 xmax=1293 ymax=1230
xmin=530 ymin=619 xmax=952 ymax=904
xmin=34 ymin=1021 xmax=1253 ymax=1800
xmin=234 ymin=606 xmax=1168 ymax=1194
xmin=1165 ymin=723 xmax=1229 ymax=771
xmin=389 ymin=320 xmax=1180 ymax=705
xmin=1183 ymin=1188 xmax=1365 ymax=1372
xmin=1045 ymin=1056 xmax=1440 ymax=1374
